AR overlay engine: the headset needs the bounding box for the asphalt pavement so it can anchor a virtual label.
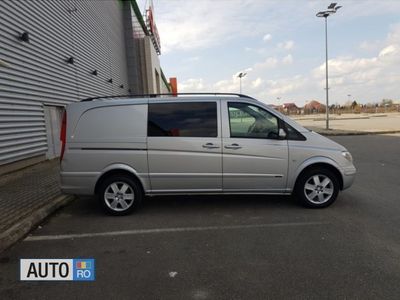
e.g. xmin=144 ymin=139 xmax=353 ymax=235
xmin=1 ymin=134 xmax=400 ymax=299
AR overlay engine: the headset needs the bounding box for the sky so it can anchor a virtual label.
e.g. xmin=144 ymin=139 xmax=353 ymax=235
xmin=138 ymin=0 xmax=400 ymax=106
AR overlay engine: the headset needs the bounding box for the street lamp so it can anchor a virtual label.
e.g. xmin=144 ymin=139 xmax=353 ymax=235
xmin=317 ymin=2 xmax=342 ymax=130
xmin=237 ymin=72 xmax=247 ymax=94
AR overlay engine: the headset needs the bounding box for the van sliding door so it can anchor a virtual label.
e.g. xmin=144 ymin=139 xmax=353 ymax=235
xmin=147 ymin=100 xmax=222 ymax=193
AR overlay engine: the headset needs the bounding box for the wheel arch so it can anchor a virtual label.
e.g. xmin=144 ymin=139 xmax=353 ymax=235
xmin=293 ymin=158 xmax=344 ymax=191
xmin=94 ymin=164 xmax=147 ymax=195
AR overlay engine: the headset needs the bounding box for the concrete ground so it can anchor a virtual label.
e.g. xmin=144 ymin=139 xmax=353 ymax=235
xmin=0 ymin=159 xmax=73 ymax=252
xmin=1 ymin=134 xmax=400 ymax=299
xmin=0 ymin=160 xmax=62 ymax=233
xmin=294 ymin=113 xmax=400 ymax=133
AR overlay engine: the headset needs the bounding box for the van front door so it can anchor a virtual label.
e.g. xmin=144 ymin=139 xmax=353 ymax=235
xmin=147 ymin=100 xmax=222 ymax=193
xmin=222 ymin=101 xmax=288 ymax=192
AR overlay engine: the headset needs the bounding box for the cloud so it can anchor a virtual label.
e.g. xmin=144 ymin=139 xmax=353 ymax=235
xmin=213 ymin=79 xmax=239 ymax=93
xmin=180 ymin=21 xmax=400 ymax=105
xmin=252 ymin=78 xmax=263 ymax=88
xmin=388 ymin=23 xmax=400 ymax=43
xmin=159 ymin=0 xmax=400 ymax=105
xmin=155 ymin=0 xmax=270 ymax=53
xmin=265 ymin=75 xmax=309 ymax=97
xmin=379 ymin=44 xmax=398 ymax=57
xmin=243 ymin=47 xmax=269 ymax=55
xmin=282 ymin=54 xmax=293 ymax=65
xmin=359 ymin=40 xmax=382 ymax=52
xmin=151 ymin=0 xmax=400 ymax=53
xmin=178 ymin=78 xmax=205 ymax=91
xmin=313 ymin=46 xmax=400 ymax=84
xmin=185 ymin=56 xmax=200 ymax=62
xmin=262 ymin=34 xmax=272 ymax=42
xmin=252 ymin=54 xmax=293 ymax=70
xmin=254 ymin=57 xmax=278 ymax=69
xmin=336 ymin=0 xmax=400 ymax=19
xmin=278 ymin=40 xmax=294 ymax=50
xmin=310 ymin=24 xmax=400 ymax=101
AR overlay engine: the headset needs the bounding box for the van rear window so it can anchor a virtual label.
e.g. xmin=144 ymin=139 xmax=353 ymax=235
xmin=148 ymin=102 xmax=217 ymax=137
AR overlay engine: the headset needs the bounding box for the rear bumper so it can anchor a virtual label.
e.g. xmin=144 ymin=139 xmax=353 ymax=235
xmin=60 ymin=172 xmax=99 ymax=195
xmin=341 ymin=165 xmax=356 ymax=190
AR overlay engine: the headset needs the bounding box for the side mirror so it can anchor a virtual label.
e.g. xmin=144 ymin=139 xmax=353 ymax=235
xmin=279 ymin=128 xmax=287 ymax=139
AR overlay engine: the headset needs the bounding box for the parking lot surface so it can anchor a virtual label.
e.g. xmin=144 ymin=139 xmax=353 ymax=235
xmin=1 ymin=134 xmax=400 ymax=299
xmin=296 ymin=113 xmax=400 ymax=132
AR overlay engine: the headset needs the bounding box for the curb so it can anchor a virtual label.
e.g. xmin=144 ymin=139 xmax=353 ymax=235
xmin=0 ymin=194 xmax=75 ymax=253
xmin=313 ymin=130 xmax=400 ymax=136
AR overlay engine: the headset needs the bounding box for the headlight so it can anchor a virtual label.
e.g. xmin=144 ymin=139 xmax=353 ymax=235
xmin=342 ymin=151 xmax=353 ymax=162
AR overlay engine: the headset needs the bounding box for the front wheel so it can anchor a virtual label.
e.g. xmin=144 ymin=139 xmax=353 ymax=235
xmin=98 ymin=175 xmax=143 ymax=215
xmin=295 ymin=168 xmax=340 ymax=208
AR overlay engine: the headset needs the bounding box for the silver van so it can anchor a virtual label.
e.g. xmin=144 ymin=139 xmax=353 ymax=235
xmin=60 ymin=93 xmax=356 ymax=215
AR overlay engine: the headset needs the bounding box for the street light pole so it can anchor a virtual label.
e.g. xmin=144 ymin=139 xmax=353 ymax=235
xmin=237 ymin=72 xmax=247 ymax=94
xmin=317 ymin=3 xmax=342 ymax=130
xmin=324 ymin=16 xmax=329 ymax=130
xmin=277 ymin=97 xmax=281 ymax=112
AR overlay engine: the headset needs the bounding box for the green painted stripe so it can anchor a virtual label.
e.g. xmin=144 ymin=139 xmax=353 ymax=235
xmin=127 ymin=0 xmax=149 ymax=36
xmin=161 ymin=68 xmax=171 ymax=92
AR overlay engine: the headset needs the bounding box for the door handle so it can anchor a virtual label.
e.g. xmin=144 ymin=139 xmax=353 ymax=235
xmin=202 ymin=143 xmax=220 ymax=149
xmin=224 ymin=143 xmax=242 ymax=149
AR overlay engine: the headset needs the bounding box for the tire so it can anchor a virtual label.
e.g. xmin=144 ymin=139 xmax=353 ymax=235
xmin=97 ymin=174 xmax=143 ymax=215
xmin=294 ymin=168 xmax=340 ymax=208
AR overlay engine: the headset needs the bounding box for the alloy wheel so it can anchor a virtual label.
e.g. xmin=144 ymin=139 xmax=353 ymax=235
xmin=104 ymin=181 xmax=135 ymax=212
xmin=304 ymin=174 xmax=334 ymax=204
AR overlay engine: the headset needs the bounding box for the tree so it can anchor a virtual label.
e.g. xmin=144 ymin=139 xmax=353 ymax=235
xmin=381 ymin=99 xmax=393 ymax=106
xmin=351 ymin=100 xmax=358 ymax=109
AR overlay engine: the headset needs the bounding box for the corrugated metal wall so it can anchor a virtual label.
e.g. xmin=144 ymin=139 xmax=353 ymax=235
xmin=0 ymin=0 xmax=130 ymax=166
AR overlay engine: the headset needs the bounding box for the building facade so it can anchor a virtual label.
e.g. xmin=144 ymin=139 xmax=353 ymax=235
xmin=0 ymin=0 xmax=170 ymax=174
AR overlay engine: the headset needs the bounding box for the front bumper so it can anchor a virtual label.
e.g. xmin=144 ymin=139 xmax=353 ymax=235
xmin=341 ymin=165 xmax=356 ymax=190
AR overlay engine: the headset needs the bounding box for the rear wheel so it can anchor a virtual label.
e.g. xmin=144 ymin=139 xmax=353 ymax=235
xmin=295 ymin=168 xmax=340 ymax=208
xmin=98 ymin=175 xmax=143 ymax=215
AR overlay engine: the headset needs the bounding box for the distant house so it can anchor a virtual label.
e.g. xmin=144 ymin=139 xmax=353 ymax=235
xmin=282 ymin=103 xmax=300 ymax=114
xmin=268 ymin=104 xmax=281 ymax=111
xmin=304 ymin=100 xmax=326 ymax=114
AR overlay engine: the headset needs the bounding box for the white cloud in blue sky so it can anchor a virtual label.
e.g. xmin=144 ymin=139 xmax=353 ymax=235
xmin=262 ymin=34 xmax=272 ymax=42
xmin=140 ymin=0 xmax=400 ymax=105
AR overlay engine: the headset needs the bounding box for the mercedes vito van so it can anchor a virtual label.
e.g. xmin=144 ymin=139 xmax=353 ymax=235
xmin=60 ymin=93 xmax=356 ymax=215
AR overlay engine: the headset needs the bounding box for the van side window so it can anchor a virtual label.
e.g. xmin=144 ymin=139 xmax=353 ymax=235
xmin=228 ymin=102 xmax=279 ymax=139
xmin=148 ymin=102 xmax=218 ymax=137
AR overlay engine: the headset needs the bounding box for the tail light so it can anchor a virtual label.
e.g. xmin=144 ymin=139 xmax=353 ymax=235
xmin=60 ymin=110 xmax=66 ymax=161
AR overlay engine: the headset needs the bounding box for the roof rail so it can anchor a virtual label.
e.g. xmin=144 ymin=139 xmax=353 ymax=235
xmin=80 ymin=93 xmax=256 ymax=102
